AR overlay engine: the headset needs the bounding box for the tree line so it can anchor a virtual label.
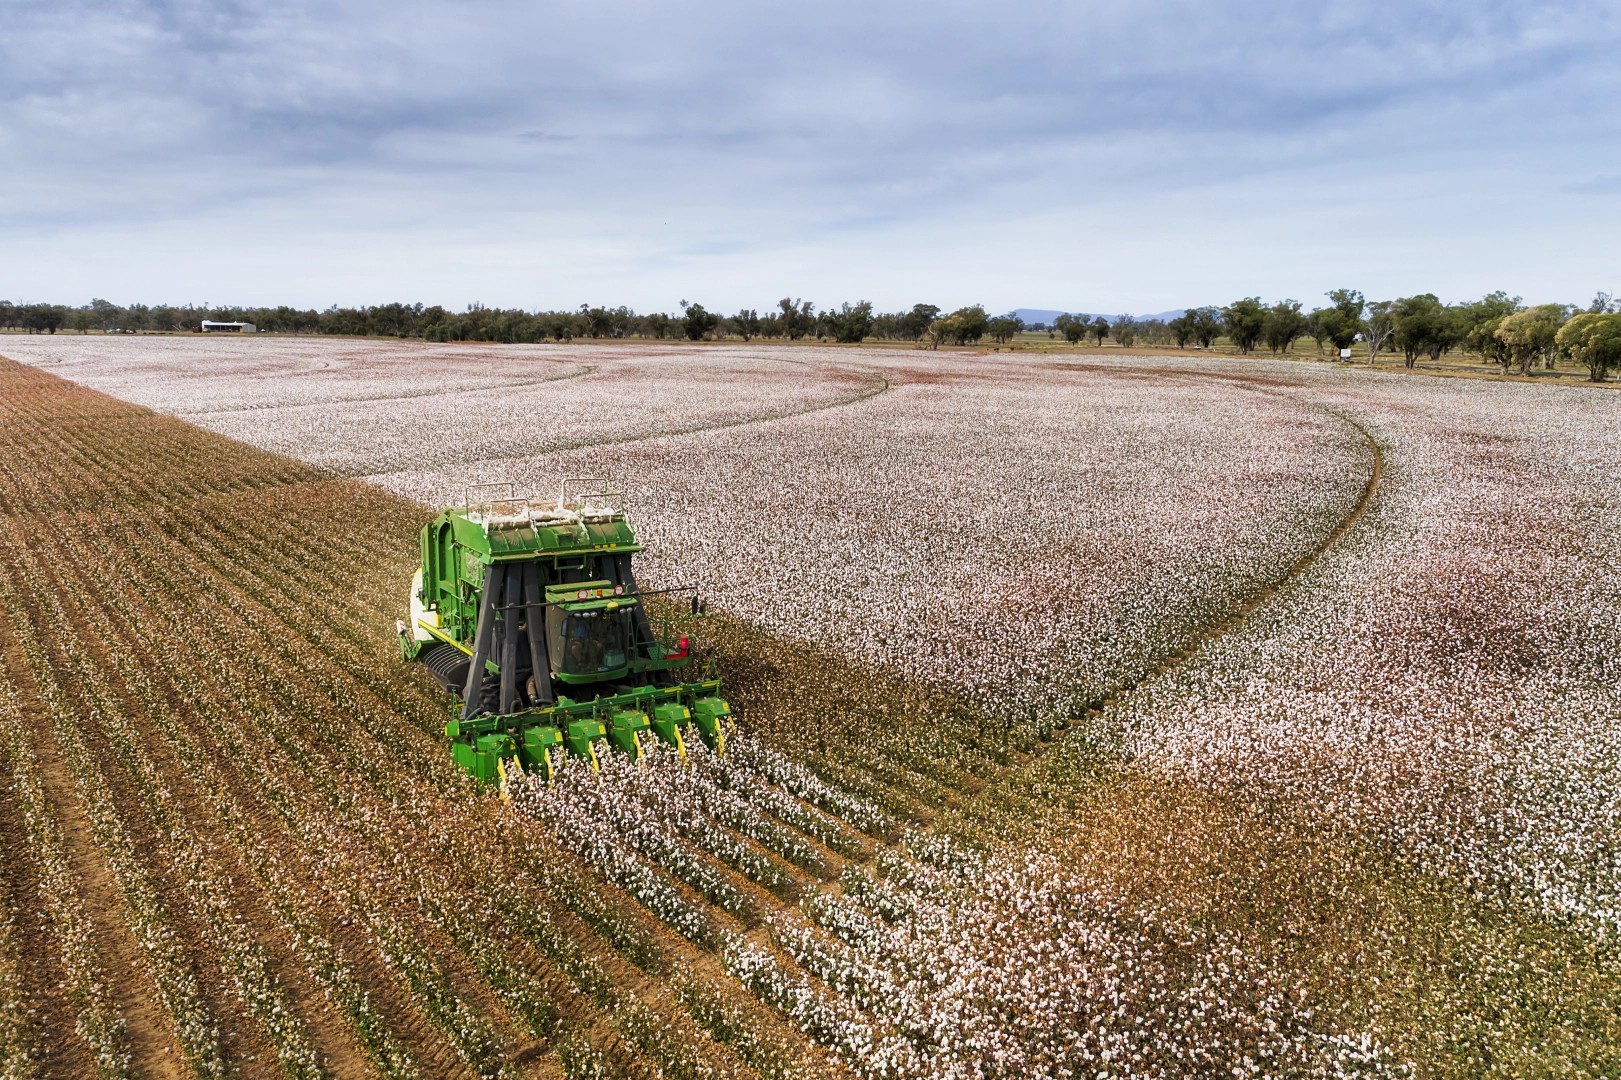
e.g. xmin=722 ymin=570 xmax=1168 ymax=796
xmin=1162 ymin=290 xmax=1621 ymax=382
xmin=0 ymin=296 xmax=938 ymax=346
xmin=5 ymin=288 xmax=1618 ymax=381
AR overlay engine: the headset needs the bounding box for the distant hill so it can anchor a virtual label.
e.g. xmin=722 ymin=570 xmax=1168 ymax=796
xmin=1012 ymin=307 xmax=1187 ymax=326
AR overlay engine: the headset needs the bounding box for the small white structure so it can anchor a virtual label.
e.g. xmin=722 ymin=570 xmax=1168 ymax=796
xmin=201 ymin=321 xmax=256 ymax=333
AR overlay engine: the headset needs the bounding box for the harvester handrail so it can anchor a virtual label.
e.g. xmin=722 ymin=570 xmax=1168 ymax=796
xmin=560 ymin=476 xmax=623 ymax=509
xmin=462 ymin=480 xmax=518 ymax=510
xmin=485 ymin=583 xmax=702 ymax=615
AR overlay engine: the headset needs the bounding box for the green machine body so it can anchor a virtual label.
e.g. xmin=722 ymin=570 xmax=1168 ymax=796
xmin=399 ymin=481 xmax=732 ymax=785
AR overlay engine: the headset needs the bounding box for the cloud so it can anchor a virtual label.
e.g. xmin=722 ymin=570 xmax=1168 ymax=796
xmin=1 ymin=0 xmax=1618 ymax=310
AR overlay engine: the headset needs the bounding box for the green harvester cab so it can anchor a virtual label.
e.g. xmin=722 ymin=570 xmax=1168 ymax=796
xmin=399 ymin=480 xmax=732 ymax=786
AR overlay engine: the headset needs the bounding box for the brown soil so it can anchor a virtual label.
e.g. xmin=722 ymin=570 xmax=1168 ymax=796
xmin=0 ymin=610 xmax=189 ymax=1077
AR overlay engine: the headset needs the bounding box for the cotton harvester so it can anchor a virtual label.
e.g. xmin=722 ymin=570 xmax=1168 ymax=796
xmin=398 ymin=480 xmax=732 ymax=785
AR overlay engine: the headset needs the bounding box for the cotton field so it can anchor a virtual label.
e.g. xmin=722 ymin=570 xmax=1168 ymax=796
xmin=2 ymin=335 xmax=1616 ymax=1078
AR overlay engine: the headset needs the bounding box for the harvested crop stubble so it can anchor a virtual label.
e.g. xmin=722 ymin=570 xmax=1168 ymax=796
xmin=0 ymin=356 xmax=844 ymax=1078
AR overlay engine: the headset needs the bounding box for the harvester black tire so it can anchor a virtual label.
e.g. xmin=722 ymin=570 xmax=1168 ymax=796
xmin=419 ymin=643 xmax=471 ymax=694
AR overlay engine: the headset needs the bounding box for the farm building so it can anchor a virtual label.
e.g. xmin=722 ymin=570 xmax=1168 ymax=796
xmin=200 ymin=320 xmax=257 ymax=333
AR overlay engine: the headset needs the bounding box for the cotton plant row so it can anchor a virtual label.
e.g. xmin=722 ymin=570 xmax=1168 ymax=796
xmin=0 ymin=693 xmax=127 ymax=1078
xmin=770 ymin=841 xmax=1405 ymax=1080
xmin=28 ymin=507 xmax=442 ymax=1074
xmin=105 ymin=515 xmax=559 ymax=1074
xmin=772 ymin=748 xmax=951 ymax=835
xmin=610 ymin=995 xmax=761 ymax=1080
xmin=725 ymin=935 xmax=918 ymax=1078
xmin=507 ymin=716 xmax=1405 ymax=1078
xmin=155 ymin=626 xmax=517 ymax=1078
xmin=720 ymin=741 xmax=886 ymax=837
xmin=590 ymin=746 xmax=798 ymax=895
xmin=17 ymin=343 xmax=1616 ymax=1075
xmin=66 ymin=671 xmax=323 ymax=1077
xmin=45 ymin=512 xmax=473 ymax=1070
xmin=331 ymin=730 xmax=773 ymax=1078
xmin=0 ymin=885 xmax=24 ymax=1080
xmin=136 ymin=480 xmax=774 ymax=1076
xmin=31 ymin=478 xmax=555 ymax=1074
xmin=514 ymin=756 xmax=757 ymax=928
xmin=1 ymin=363 xmax=830 ymax=1078
xmin=506 ymin=731 xmax=908 ymax=962
xmin=657 ymin=750 xmax=830 ymax=881
xmin=675 ymin=975 xmax=835 ymax=1080
xmin=718 ymin=758 xmax=872 ymax=859
xmin=28 ymin=522 xmax=340 ymax=1077
xmin=211 ymin=787 xmax=422 ymax=1076
xmin=1112 ymin=376 xmax=1621 ymax=938
xmin=0 ymin=543 xmax=227 ymax=1077
xmin=8 ymin=345 xmax=1383 ymax=1077
xmin=507 ymin=736 xmax=855 ymax=939
xmin=289 ymin=813 xmax=505 ymax=1074
xmin=124 ymin=567 xmax=533 ymax=1076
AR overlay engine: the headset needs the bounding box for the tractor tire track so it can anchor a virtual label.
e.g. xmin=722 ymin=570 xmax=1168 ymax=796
xmin=176 ymin=362 xmax=597 ymax=417
xmin=725 ymin=364 xmax=1387 ymax=1067
xmin=931 ymin=362 xmax=1387 ymax=833
xmin=360 ymin=360 xmax=893 ymax=481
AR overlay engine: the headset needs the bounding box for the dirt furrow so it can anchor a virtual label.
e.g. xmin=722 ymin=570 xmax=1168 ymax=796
xmin=0 ymin=577 xmax=190 ymax=1077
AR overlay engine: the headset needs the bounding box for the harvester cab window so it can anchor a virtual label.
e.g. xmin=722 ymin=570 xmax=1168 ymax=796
xmin=548 ymin=607 xmax=631 ymax=675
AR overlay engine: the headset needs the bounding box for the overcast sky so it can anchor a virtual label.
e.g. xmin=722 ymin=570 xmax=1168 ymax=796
xmin=3 ymin=0 xmax=1618 ymax=314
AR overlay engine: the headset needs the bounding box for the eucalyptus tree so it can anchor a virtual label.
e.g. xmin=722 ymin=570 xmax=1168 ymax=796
xmin=1361 ymin=300 xmax=1398 ymax=365
xmin=731 ymin=309 xmax=761 ymax=341
xmin=1221 ymin=297 xmax=1266 ymax=354
xmin=1261 ymin=300 xmax=1307 ymax=354
xmin=1556 ymin=311 xmax=1621 ymax=381
xmin=1494 ymin=304 xmax=1567 ymax=375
